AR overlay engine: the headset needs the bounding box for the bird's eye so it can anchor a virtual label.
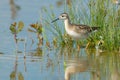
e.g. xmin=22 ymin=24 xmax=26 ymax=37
xmin=62 ymin=15 xmax=64 ymax=17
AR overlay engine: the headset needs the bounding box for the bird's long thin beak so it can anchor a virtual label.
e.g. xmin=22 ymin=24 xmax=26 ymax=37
xmin=51 ymin=18 xmax=59 ymax=23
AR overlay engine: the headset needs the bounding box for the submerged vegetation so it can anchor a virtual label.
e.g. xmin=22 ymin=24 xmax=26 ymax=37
xmin=10 ymin=21 xmax=24 ymax=44
xmin=28 ymin=22 xmax=43 ymax=48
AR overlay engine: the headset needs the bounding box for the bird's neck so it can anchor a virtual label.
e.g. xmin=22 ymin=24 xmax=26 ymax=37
xmin=64 ymin=18 xmax=71 ymax=29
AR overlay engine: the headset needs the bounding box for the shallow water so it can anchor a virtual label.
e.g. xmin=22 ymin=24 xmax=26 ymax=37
xmin=0 ymin=0 xmax=120 ymax=80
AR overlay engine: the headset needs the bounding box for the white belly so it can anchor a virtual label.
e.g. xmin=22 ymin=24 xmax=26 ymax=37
xmin=66 ymin=29 xmax=88 ymax=39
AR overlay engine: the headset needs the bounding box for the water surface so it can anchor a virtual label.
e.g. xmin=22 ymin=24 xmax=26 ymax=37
xmin=0 ymin=0 xmax=120 ymax=80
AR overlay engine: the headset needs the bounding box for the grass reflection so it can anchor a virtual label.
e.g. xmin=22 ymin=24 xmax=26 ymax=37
xmin=28 ymin=47 xmax=42 ymax=57
xmin=9 ymin=0 xmax=20 ymax=19
xmin=10 ymin=56 xmax=25 ymax=80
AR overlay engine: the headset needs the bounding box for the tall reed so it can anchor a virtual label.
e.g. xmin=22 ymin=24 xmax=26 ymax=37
xmin=43 ymin=0 xmax=120 ymax=51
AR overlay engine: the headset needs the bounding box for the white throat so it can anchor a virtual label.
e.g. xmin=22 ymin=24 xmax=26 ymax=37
xmin=64 ymin=19 xmax=70 ymax=32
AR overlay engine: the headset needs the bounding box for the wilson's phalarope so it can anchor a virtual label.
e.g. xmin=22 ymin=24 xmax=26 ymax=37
xmin=52 ymin=13 xmax=99 ymax=48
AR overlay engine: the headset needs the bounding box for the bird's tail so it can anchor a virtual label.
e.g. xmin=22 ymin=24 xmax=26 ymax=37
xmin=89 ymin=27 xmax=100 ymax=33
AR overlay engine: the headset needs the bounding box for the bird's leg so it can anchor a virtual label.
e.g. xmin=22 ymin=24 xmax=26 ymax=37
xmin=85 ymin=42 xmax=90 ymax=49
xmin=85 ymin=36 xmax=93 ymax=49
xmin=77 ymin=44 xmax=80 ymax=52
xmin=76 ymin=41 xmax=81 ymax=52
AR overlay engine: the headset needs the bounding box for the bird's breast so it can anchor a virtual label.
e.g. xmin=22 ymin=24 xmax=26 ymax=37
xmin=64 ymin=21 xmax=89 ymax=39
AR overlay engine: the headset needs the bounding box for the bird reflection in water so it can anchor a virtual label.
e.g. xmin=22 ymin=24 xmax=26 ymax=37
xmin=64 ymin=58 xmax=90 ymax=80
